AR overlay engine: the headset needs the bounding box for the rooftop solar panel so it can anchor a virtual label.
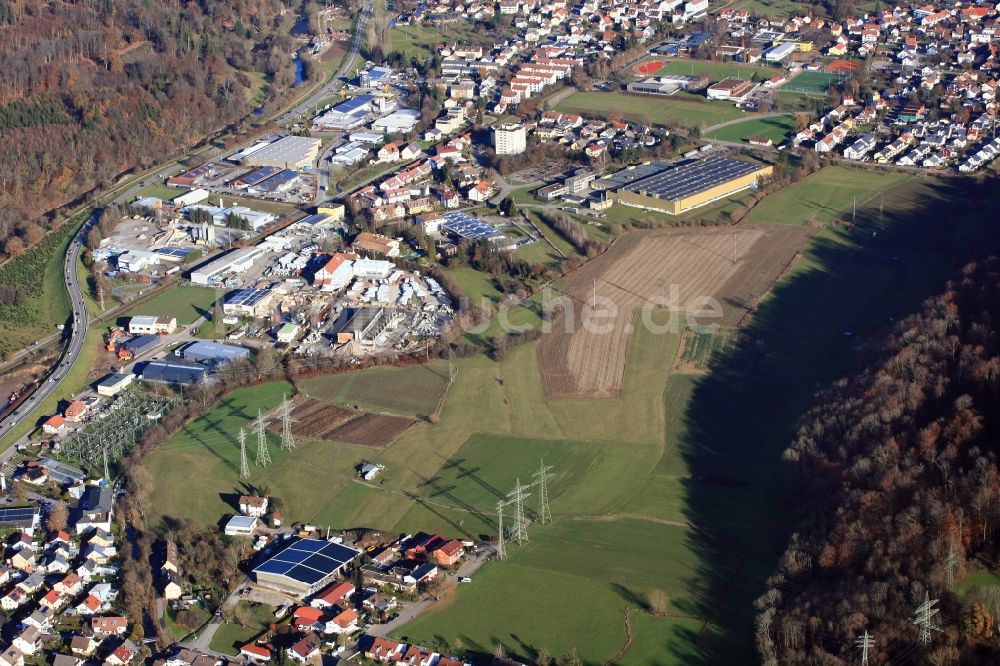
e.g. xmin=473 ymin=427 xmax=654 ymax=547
xmin=253 ymin=538 xmax=361 ymax=587
xmin=0 ymin=506 xmax=38 ymax=525
xmin=617 ymin=157 xmax=763 ymax=202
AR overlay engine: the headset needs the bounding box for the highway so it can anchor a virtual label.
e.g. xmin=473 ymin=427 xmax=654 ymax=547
xmin=0 ymin=215 xmax=94 ymax=444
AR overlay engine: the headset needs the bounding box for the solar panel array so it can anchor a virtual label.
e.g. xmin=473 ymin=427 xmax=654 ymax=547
xmin=441 ymin=211 xmax=502 ymax=241
xmin=155 ymin=247 xmax=196 ymax=259
xmin=0 ymin=506 xmax=38 ymax=526
xmin=254 ymin=538 xmax=361 ymax=587
xmin=333 ymin=94 xmax=375 ymax=115
xmin=619 ymin=157 xmax=763 ymax=203
xmin=225 ymin=288 xmax=272 ymax=308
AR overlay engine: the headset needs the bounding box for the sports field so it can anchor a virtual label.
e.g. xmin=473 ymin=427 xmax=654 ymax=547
xmin=779 ymin=70 xmax=846 ymax=94
xmin=748 ymin=166 xmax=911 ymax=226
xmin=553 ymin=92 xmax=747 ymax=129
xmin=654 ymin=59 xmax=778 ymax=81
xmin=142 ymin=172 xmax=1000 ymax=663
xmin=705 ymin=114 xmax=795 ymax=144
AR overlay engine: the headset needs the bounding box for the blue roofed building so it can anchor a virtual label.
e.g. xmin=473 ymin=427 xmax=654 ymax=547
xmin=140 ymin=359 xmax=208 ymax=385
xmin=179 ymin=341 xmax=250 ymax=366
xmin=253 ymin=538 xmax=361 ymax=596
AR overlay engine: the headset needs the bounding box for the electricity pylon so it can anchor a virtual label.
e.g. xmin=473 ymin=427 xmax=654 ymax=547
xmin=238 ymin=427 xmax=250 ymax=480
xmin=508 ymin=478 xmax=531 ymax=545
xmin=913 ymin=592 xmax=941 ymax=647
xmin=280 ymin=394 xmax=296 ymax=451
xmin=254 ymin=410 xmax=271 ymax=467
xmin=496 ymin=499 xmax=509 ymax=560
xmin=855 ymin=631 xmax=874 ymax=666
xmin=532 ymin=459 xmax=554 ymax=525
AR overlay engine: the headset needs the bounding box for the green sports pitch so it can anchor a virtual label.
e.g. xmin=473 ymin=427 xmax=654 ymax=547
xmin=779 ymin=70 xmax=848 ymax=94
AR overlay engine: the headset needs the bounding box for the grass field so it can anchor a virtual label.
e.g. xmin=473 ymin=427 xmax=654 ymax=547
xmin=748 ymin=166 xmax=911 ymax=226
xmin=0 ymin=222 xmax=75 ymax=359
xmin=122 ymin=285 xmax=222 ymax=325
xmin=143 ymin=169 xmax=1000 ymax=663
xmin=705 ymin=114 xmax=795 ymax=144
xmin=780 ymin=70 xmax=846 ymax=95
xmin=297 ymin=361 xmax=450 ymax=418
xmin=553 ymin=92 xmax=747 ymax=129
xmin=389 ymin=24 xmax=481 ymax=59
xmin=654 ymin=59 xmax=778 ymax=81
xmin=448 ymin=266 xmax=503 ymax=306
xmin=209 ymin=623 xmax=261 ymax=656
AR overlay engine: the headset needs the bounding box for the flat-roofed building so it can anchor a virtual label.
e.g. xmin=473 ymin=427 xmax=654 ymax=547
xmin=127 ymin=316 xmax=177 ymax=335
xmin=189 ymin=245 xmax=273 ymax=285
xmin=95 ymin=373 xmax=134 ymax=397
xmin=706 ymin=78 xmax=758 ymax=102
xmin=493 ymin=123 xmax=527 ymax=155
xmin=610 ymin=157 xmax=773 ymax=215
xmin=240 ymin=136 xmax=321 ymax=169
xmin=141 ymin=360 xmax=208 ymax=385
xmin=222 ymin=288 xmax=276 ymax=318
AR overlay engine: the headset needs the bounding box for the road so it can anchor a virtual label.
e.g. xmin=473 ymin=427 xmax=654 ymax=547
xmin=277 ymin=0 xmax=375 ymax=127
xmin=366 ymin=547 xmax=495 ymax=638
xmin=0 ymin=1 xmax=376 ymax=449
xmin=0 ymin=215 xmax=95 ymax=442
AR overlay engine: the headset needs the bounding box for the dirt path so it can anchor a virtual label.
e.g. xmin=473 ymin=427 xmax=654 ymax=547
xmin=702 ymin=111 xmax=792 ymax=135
xmin=605 ymin=607 xmax=634 ymax=665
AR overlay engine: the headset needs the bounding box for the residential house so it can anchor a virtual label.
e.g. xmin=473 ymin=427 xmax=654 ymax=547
xmin=12 ymin=627 xmax=40 ymax=657
xmin=43 ymin=415 xmax=67 ymax=436
xmin=239 ymin=495 xmax=269 ymax=518
xmin=433 ymin=539 xmax=464 ymax=566
xmin=240 ymin=644 xmax=272 ymax=663
xmin=289 ymin=634 xmax=320 ymax=663
xmin=310 ymin=581 xmax=355 ymax=610
xmin=92 ymin=616 xmax=128 ymax=636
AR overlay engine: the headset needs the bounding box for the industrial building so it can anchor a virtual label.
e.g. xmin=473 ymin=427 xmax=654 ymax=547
xmin=96 ymin=372 xmax=134 ymax=397
xmin=439 ymin=211 xmax=503 ymax=242
xmin=493 ymin=123 xmax=527 ymax=155
xmin=313 ymin=94 xmax=376 ymax=131
xmin=128 ymin=316 xmax=177 ymax=335
xmin=609 ymin=157 xmax=773 ymax=215
xmin=232 ymin=166 xmax=283 ymax=189
xmin=141 ymin=359 xmax=208 ymax=384
xmin=240 ymin=136 xmax=321 ymax=169
xmin=178 ymin=341 xmax=250 ymax=365
xmin=329 ymin=307 xmax=393 ymax=345
xmin=252 ymin=538 xmax=361 ymax=597
xmin=371 ymin=109 xmax=421 ymax=134
xmin=246 ymin=169 xmax=301 ymax=195
xmin=222 ymin=288 xmax=276 ymax=318
xmin=189 ymin=245 xmax=273 ymax=285
xmin=120 ymin=335 xmax=161 ymax=359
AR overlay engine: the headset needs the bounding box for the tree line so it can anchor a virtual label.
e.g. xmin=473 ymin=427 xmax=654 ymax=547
xmin=0 ymin=0 xmax=302 ymax=261
xmin=756 ymin=256 xmax=1000 ymax=664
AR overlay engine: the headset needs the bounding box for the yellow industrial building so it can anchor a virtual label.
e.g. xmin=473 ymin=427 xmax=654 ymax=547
xmin=609 ymin=157 xmax=773 ymax=215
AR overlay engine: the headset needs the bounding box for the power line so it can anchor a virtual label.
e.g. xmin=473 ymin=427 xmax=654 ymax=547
xmin=254 ymin=409 xmax=271 ymax=467
xmin=532 ymin=459 xmax=554 ymax=525
xmin=913 ymin=592 xmax=941 ymax=647
xmin=855 ymin=630 xmax=874 ymax=666
xmin=280 ymin=393 xmax=296 ymax=451
xmin=238 ymin=427 xmax=250 ymax=480
xmin=508 ymin=477 xmax=531 ymax=545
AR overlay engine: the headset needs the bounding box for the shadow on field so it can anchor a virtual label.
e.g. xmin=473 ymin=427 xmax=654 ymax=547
xmin=669 ymin=176 xmax=1000 ymax=665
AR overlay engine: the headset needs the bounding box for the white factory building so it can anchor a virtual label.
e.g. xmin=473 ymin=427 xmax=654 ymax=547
xmin=371 ymin=109 xmax=421 ymax=134
xmin=190 ymin=245 xmax=272 ymax=285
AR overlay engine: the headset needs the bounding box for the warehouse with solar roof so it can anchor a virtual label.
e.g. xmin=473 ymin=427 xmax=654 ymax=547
xmin=253 ymin=538 xmax=361 ymax=596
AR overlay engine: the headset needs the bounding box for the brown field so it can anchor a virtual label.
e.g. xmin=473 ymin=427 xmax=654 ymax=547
xmin=268 ymin=397 xmax=358 ymax=440
xmin=326 ymin=413 xmax=417 ymax=447
xmin=537 ymin=223 xmax=814 ymax=398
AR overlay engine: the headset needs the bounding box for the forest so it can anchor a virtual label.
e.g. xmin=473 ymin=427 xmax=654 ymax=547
xmin=0 ymin=0 xmax=303 ymax=260
xmin=756 ymin=257 xmax=1000 ymax=664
